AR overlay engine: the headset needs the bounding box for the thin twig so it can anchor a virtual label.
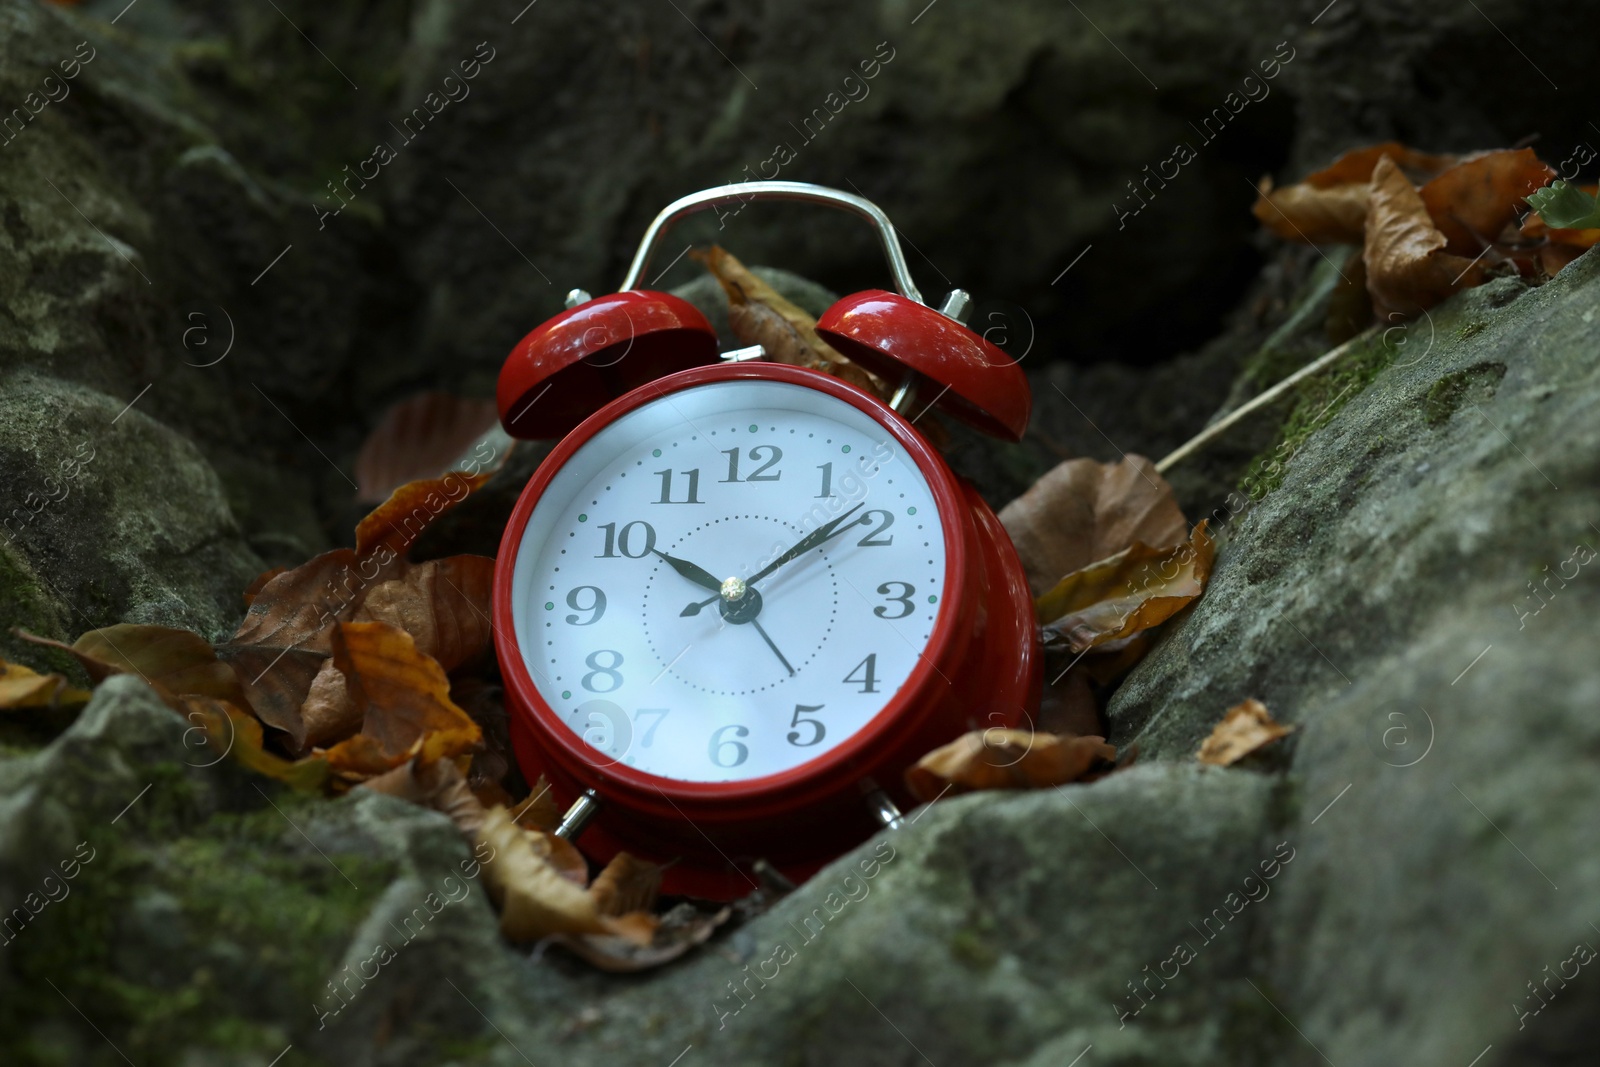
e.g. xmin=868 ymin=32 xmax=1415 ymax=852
xmin=1155 ymin=325 xmax=1379 ymax=474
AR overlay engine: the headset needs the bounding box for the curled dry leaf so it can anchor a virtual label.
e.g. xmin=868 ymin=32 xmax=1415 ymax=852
xmin=905 ymin=728 xmax=1116 ymax=802
xmin=0 ymin=658 xmax=91 ymax=709
xmin=355 ymin=556 xmax=496 ymax=672
xmin=998 ymin=455 xmax=1187 ymax=598
xmin=218 ymin=547 xmax=398 ymax=748
xmin=359 ymin=752 xmax=487 ymax=834
xmin=694 ymin=246 xmax=886 ymax=398
xmin=318 ymin=621 xmax=482 ymax=779
xmin=292 ymin=555 xmax=499 ymax=752
xmin=548 ymin=902 xmax=732 ymax=974
xmin=589 ymin=852 xmax=663 ymax=917
xmin=1364 ymin=154 xmax=1487 ymax=319
xmin=1252 ymin=141 xmax=1456 ymax=244
xmin=354 ymin=469 xmax=493 ymax=560
xmin=1197 ymin=698 xmax=1295 ymax=766
xmin=1253 ymin=175 xmax=1371 ymax=245
xmin=1417 ymin=148 xmax=1554 ymax=256
xmin=1036 ymin=521 xmax=1216 ymax=653
xmin=19 ymin=624 xmax=243 ymax=704
xmin=181 ymin=696 xmax=330 ymax=791
xmin=475 ymin=805 xmax=657 ymax=944
xmin=354 ymin=391 xmax=500 ymax=504
xmin=220 ymin=471 xmax=492 ymax=750
xmin=298 ymin=658 xmax=360 ymax=751
xmin=354 ymin=755 xmax=591 ymax=877
xmin=506 ymin=775 xmax=563 ymax=834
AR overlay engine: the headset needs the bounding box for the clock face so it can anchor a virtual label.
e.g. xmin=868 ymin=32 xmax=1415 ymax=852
xmin=508 ymin=377 xmax=949 ymax=783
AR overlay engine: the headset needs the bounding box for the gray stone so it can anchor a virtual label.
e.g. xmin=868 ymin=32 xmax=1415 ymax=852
xmin=1109 ymin=251 xmax=1600 ymax=1065
xmin=0 ymin=677 xmax=557 ymax=1066
xmin=0 ymin=370 xmax=261 ymax=648
xmin=4 ymin=0 xmax=1600 ymax=1063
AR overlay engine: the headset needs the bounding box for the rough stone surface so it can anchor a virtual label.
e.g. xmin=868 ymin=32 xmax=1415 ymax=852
xmin=0 ymin=370 xmax=260 ymax=650
xmin=1103 ymin=254 xmax=1600 ymax=1066
xmin=5 ymin=0 xmax=1600 ymax=1064
xmin=0 ymin=677 xmax=531 ymax=1067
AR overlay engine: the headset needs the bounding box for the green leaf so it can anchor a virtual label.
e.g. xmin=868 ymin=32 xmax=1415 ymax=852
xmin=1526 ymin=180 xmax=1600 ymax=229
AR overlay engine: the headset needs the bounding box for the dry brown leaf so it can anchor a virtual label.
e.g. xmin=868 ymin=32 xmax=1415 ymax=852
xmin=589 ymin=852 xmax=662 ymax=917
xmin=1418 ymin=149 xmax=1555 ymax=255
xmin=475 ymin=806 xmax=657 ymax=944
xmin=354 ymin=469 xmax=493 ymax=560
xmin=728 ymin=293 xmax=820 ymax=366
xmin=1364 ymin=154 xmax=1487 ymax=319
xmin=299 ymin=658 xmax=361 ymax=750
xmin=694 ymin=246 xmax=886 ymax=398
xmin=225 ymin=548 xmax=389 ymax=661
xmin=505 ymin=775 xmax=563 ymax=833
xmin=1252 ymin=141 xmax=1456 ymax=243
xmin=359 ymin=753 xmax=488 ymax=834
xmin=998 ymin=455 xmax=1187 ymax=598
xmin=218 ymin=547 xmax=399 ymax=747
xmin=354 ymin=391 xmax=500 ymax=504
xmin=319 ymin=733 xmax=422 ymax=780
xmin=0 ymin=658 xmax=91 ymax=709
xmin=548 ymin=903 xmax=731 ymax=973
xmin=1196 ymin=698 xmax=1295 ymax=766
xmin=1036 ymin=521 xmax=1215 ymax=653
xmin=318 ymin=621 xmax=482 ymax=778
xmin=180 ymin=696 xmax=330 ymax=791
xmin=1252 ymin=175 xmax=1373 ymax=245
xmin=905 ymin=728 xmax=1116 ymax=802
xmin=354 ymin=556 xmax=496 ymax=672
xmin=19 ymin=624 xmax=243 ymax=704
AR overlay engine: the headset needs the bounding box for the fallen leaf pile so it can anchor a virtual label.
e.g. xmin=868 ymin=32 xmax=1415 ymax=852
xmin=905 ymin=455 xmax=1216 ymax=801
xmin=4 ymin=463 xmax=725 ymax=970
xmin=1252 ymin=140 xmax=1594 ymax=319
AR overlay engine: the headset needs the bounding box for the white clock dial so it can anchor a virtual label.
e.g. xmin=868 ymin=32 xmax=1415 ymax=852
xmin=509 ymin=378 xmax=948 ymax=783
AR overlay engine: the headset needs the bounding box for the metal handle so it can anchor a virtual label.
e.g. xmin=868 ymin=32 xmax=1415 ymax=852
xmin=618 ymin=181 xmax=925 ymax=305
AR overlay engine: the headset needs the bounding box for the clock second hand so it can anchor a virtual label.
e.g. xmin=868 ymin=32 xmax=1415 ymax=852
xmin=749 ymin=618 xmax=795 ymax=676
xmin=653 ymin=545 xmax=794 ymax=675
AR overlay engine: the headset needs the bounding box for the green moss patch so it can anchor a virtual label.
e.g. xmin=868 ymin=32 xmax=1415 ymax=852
xmin=0 ymin=797 xmax=394 ymax=1064
xmin=1423 ymin=363 xmax=1506 ymax=427
xmin=1237 ymin=334 xmax=1393 ymax=501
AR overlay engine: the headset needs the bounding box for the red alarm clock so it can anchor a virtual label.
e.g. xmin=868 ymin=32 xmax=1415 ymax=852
xmin=492 ymin=182 xmax=1039 ymax=899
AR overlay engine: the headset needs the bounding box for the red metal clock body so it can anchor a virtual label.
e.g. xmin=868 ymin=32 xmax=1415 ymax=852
xmin=491 ymin=183 xmax=1040 ymax=899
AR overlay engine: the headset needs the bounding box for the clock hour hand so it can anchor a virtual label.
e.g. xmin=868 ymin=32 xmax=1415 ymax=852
xmin=678 ymin=503 xmax=869 ymax=617
xmin=651 ymin=549 xmax=723 ymax=594
xmin=746 ymin=502 xmax=867 ymax=587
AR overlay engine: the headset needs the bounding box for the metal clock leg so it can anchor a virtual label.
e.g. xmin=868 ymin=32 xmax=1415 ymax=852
xmin=554 ymin=788 xmax=602 ymax=841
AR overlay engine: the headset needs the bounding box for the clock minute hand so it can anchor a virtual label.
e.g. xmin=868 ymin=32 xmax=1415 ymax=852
xmin=651 ymin=550 xmax=724 ymax=593
xmin=678 ymin=503 xmax=869 ymax=618
xmin=746 ymin=502 xmax=867 ymax=587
